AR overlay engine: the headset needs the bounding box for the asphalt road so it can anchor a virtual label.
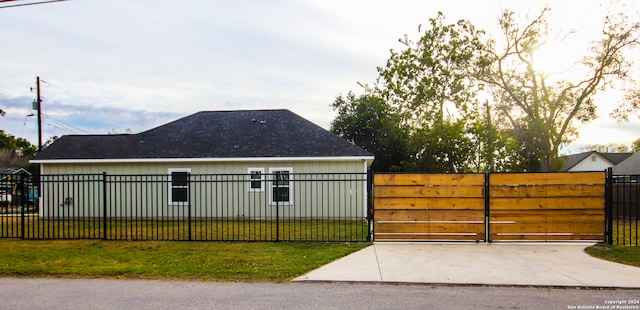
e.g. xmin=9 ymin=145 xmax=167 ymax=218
xmin=1 ymin=278 xmax=639 ymax=309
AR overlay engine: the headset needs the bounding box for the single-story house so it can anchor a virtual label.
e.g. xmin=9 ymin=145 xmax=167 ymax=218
xmin=31 ymin=109 xmax=374 ymax=219
xmin=559 ymin=151 xmax=631 ymax=172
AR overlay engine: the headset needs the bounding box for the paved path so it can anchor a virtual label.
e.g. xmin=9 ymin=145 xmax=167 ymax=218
xmin=294 ymin=242 xmax=640 ymax=288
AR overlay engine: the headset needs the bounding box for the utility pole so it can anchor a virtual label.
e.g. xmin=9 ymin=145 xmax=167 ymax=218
xmin=35 ymin=76 xmax=43 ymax=152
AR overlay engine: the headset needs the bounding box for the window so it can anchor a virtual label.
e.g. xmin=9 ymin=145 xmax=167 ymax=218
xmin=168 ymin=168 xmax=190 ymax=205
xmin=269 ymin=167 xmax=292 ymax=205
xmin=591 ymin=155 xmax=597 ymax=162
xmin=247 ymin=168 xmax=264 ymax=192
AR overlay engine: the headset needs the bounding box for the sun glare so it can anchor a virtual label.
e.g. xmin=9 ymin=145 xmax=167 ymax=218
xmin=533 ymin=41 xmax=577 ymax=76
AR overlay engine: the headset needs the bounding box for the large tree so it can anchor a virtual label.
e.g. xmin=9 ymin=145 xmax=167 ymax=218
xmin=0 ymin=130 xmax=37 ymax=168
xmin=377 ymin=12 xmax=488 ymax=126
xmin=330 ymin=92 xmax=410 ymax=172
xmin=480 ymin=8 xmax=640 ymax=171
xmin=374 ymin=12 xmax=491 ymax=172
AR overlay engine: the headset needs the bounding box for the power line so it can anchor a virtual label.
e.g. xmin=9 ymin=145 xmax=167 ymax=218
xmin=43 ymin=114 xmax=92 ymax=135
xmin=0 ymin=0 xmax=68 ymax=9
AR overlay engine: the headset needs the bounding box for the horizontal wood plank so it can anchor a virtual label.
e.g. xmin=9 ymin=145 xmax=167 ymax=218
xmin=489 ymin=221 xmax=603 ymax=234
xmin=374 ymin=173 xmax=484 ymax=186
xmin=490 ymin=197 xmax=605 ymax=210
xmin=374 ymin=233 xmax=482 ymax=241
xmin=375 ymin=222 xmax=484 ymax=233
xmin=490 ymin=172 xmax=605 ymax=186
xmin=490 ymin=210 xmax=604 ymax=222
xmin=374 ymin=209 xmax=484 ymax=222
xmin=490 ymin=234 xmax=604 ymax=241
xmin=374 ymin=197 xmax=485 ymax=210
xmin=375 ymin=185 xmax=484 ymax=198
xmin=489 ymin=184 xmax=604 ymax=198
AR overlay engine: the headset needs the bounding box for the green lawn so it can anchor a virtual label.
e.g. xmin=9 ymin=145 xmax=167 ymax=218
xmin=0 ymin=239 xmax=370 ymax=282
xmin=585 ymin=243 xmax=640 ymax=268
xmin=1 ymin=217 xmax=370 ymax=242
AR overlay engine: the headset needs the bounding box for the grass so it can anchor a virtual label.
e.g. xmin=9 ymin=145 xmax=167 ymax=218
xmin=585 ymin=243 xmax=640 ymax=268
xmin=609 ymin=220 xmax=638 ymax=246
xmin=0 ymin=239 xmax=370 ymax=282
xmin=0 ymin=217 xmax=370 ymax=242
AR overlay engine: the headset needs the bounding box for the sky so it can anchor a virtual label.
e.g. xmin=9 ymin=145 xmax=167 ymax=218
xmin=1 ymin=0 xmax=639 ymax=154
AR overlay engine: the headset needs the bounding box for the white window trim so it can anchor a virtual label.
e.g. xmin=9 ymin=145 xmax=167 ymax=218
xmin=168 ymin=168 xmax=191 ymax=206
xmin=269 ymin=167 xmax=293 ymax=206
xmin=247 ymin=167 xmax=265 ymax=192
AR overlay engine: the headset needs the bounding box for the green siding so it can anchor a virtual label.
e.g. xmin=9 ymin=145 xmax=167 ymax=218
xmin=38 ymin=160 xmax=369 ymax=219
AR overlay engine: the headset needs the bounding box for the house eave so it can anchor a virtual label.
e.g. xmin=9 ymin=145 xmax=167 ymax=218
xmin=31 ymin=156 xmax=375 ymax=167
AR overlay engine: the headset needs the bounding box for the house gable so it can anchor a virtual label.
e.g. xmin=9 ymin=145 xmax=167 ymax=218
xmin=560 ymin=151 xmax=631 ymax=172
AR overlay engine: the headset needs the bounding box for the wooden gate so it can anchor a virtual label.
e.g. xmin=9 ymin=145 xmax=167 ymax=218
xmin=373 ymin=172 xmax=605 ymax=242
xmin=374 ymin=173 xmax=486 ymax=241
xmin=489 ymin=173 xmax=605 ymax=241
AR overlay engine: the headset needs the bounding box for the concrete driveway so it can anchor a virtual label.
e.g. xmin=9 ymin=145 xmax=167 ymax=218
xmin=293 ymin=242 xmax=640 ymax=288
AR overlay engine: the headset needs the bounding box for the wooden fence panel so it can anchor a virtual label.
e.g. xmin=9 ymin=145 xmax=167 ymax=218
xmin=373 ymin=173 xmax=485 ymax=241
xmin=489 ymin=172 xmax=605 ymax=241
xmin=373 ymin=172 xmax=606 ymax=242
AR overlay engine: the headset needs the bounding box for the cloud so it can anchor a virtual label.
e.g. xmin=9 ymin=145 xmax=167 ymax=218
xmin=1 ymin=0 xmax=639 ymax=152
xmin=0 ymin=93 xmax=183 ymax=144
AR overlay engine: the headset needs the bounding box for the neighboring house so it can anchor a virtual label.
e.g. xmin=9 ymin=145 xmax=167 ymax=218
xmin=559 ymin=151 xmax=631 ymax=172
xmin=31 ymin=110 xmax=374 ymax=218
xmin=0 ymin=167 xmax=31 ymax=176
xmin=0 ymin=167 xmax=32 ymax=205
xmin=612 ymin=151 xmax=640 ymax=175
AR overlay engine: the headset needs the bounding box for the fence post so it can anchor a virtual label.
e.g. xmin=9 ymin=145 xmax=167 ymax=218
xmin=102 ymin=172 xmax=107 ymax=240
xmin=605 ymin=168 xmax=613 ymax=244
xmin=367 ymin=169 xmax=374 ymax=242
xmin=188 ymin=173 xmax=192 ymax=241
xmin=20 ymin=172 xmax=26 ymax=239
xmin=275 ymin=175 xmax=280 ymax=242
xmin=484 ymin=171 xmax=491 ymax=243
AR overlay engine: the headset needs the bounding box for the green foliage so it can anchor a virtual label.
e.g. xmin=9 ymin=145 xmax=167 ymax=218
xmin=403 ymin=119 xmax=474 ymax=173
xmin=330 ymin=92 xmax=411 ymax=172
xmin=0 ymin=130 xmax=36 ymax=158
xmin=332 ymin=8 xmax=640 ymax=172
xmin=633 ymin=138 xmax=640 ymax=152
xmin=466 ymin=104 xmax=528 ymax=172
xmin=377 ymin=11 xmax=488 ymax=126
xmin=0 ymin=130 xmax=37 ymax=168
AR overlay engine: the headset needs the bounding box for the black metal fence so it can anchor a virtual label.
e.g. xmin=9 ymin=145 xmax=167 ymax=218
xmin=0 ymin=172 xmax=372 ymax=242
xmin=607 ymin=170 xmax=639 ymax=246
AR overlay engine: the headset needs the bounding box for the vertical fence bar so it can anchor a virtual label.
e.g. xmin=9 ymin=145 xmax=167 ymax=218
xmin=20 ymin=173 xmax=25 ymax=239
xmin=275 ymin=175 xmax=280 ymax=242
xmin=484 ymin=171 xmax=491 ymax=243
xmin=103 ymin=172 xmax=107 ymax=240
xmin=605 ymin=168 xmax=613 ymax=245
xmin=188 ymin=173 xmax=192 ymax=241
xmin=367 ymin=169 xmax=373 ymax=242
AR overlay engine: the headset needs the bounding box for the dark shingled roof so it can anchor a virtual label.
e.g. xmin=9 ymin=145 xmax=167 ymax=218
xmin=33 ymin=110 xmax=373 ymax=161
xmin=613 ymin=151 xmax=640 ymax=175
xmin=600 ymin=152 xmax=632 ymax=165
